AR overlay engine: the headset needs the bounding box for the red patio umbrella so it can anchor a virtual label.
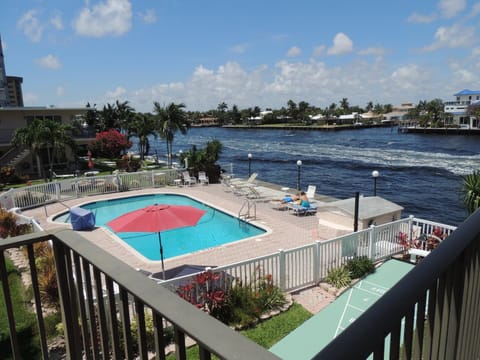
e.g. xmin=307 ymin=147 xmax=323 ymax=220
xmin=107 ymin=204 xmax=206 ymax=279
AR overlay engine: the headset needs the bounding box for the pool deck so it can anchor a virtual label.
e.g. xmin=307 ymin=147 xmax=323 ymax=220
xmin=22 ymin=182 xmax=339 ymax=313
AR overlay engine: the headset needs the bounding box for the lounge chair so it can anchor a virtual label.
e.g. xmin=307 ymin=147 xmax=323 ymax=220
xmin=305 ymin=185 xmax=317 ymax=203
xmin=182 ymin=171 xmax=197 ymax=186
xmin=229 ymin=173 xmax=258 ymax=187
xmin=53 ymin=171 xmax=75 ymax=179
xmin=288 ymin=202 xmax=318 ymax=216
xmin=198 ymin=171 xmax=209 ymax=185
xmin=229 ymin=173 xmax=259 ymax=195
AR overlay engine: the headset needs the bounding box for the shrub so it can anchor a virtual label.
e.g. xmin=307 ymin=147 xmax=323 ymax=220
xmin=252 ymin=274 xmax=286 ymax=312
xmin=325 ymin=266 xmax=352 ymax=288
xmin=0 ymin=165 xmax=23 ymax=184
xmin=177 ymin=271 xmax=231 ymax=323
xmin=176 ymin=268 xmax=287 ymax=329
xmin=44 ymin=312 xmax=62 ymax=339
xmin=0 ymin=208 xmax=33 ymax=238
xmin=88 ymin=129 xmax=132 ymax=159
xmin=346 ymin=256 xmax=376 ymax=279
xmin=116 ymin=158 xmax=141 ymax=172
xmin=129 ymin=311 xmax=174 ymax=353
xmin=36 ymin=249 xmax=59 ymax=307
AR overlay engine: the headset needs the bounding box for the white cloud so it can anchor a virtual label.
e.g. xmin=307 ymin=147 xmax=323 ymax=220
xmin=287 ymin=46 xmax=301 ymax=57
xmin=138 ymin=9 xmax=156 ymax=24
xmin=17 ymin=9 xmax=43 ymax=42
xmin=312 ymin=45 xmax=325 ymax=57
xmin=230 ymin=43 xmax=248 ymax=54
xmin=50 ymin=12 xmax=64 ymax=30
xmin=391 ymin=64 xmax=429 ymax=90
xmin=89 ymin=57 xmax=458 ymax=114
xmin=358 ymin=47 xmax=386 ymax=57
xmin=468 ymin=2 xmax=480 ymax=17
xmin=452 ymin=69 xmax=474 ymax=82
xmin=36 ymin=54 xmax=62 ymax=69
xmin=327 ymin=33 xmax=353 ymax=55
xmin=56 ymin=86 xmax=65 ymax=96
xmin=421 ymin=24 xmax=475 ymax=51
xmin=73 ymin=0 xmax=132 ymax=37
xmin=439 ymin=0 xmax=466 ymax=18
xmin=105 ymin=86 xmax=127 ymax=100
xmin=407 ymin=12 xmax=436 ymax=23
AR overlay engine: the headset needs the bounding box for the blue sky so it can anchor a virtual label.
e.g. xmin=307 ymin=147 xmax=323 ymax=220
xmin=1 ymin=0 xmax=479 ymax=112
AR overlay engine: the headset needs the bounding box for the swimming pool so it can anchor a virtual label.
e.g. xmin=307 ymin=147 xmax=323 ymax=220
xmin=53 ymin=194 xmax=266 ymax=261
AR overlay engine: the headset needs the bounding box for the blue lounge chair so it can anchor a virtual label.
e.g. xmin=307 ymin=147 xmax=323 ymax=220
xmin=288 ymin=202 xmax=318 ymax=216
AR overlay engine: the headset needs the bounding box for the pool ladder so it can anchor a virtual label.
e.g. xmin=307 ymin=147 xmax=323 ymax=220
xmin=238 ymin=199 xmax=256 ymax=221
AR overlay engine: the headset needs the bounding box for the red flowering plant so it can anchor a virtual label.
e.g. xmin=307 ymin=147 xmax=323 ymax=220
xmin=176 ymin=267 xmax=287 ymax=328
xmin=397 ymin=226 xmax=446 ymax=254
xmin=176 ymin=270 xmax=231 ymax=322
xmin=88 ymin=129 xmax=132 ymax=159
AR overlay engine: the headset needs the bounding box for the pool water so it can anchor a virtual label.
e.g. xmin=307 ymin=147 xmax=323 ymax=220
xmin=54 ymin=194 xmax=266 ymax=261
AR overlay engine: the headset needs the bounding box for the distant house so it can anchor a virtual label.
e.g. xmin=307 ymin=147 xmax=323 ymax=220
xmin=383 ymin=103 xmax=415 ymax=124
xmin=338 ymin=112 xmax=359 ymax=125
xmin=194 ymin=116 xmax=219 ymax=127
xmin=444 ymin=89 xmax=480 ymax=128
xmin=309 ymin=113 xmax=326 ymax=125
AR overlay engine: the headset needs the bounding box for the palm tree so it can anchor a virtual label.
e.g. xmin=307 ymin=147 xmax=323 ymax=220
xmin=12 ymin=119 xmax=76 ymax=179
xmin=115 ymin=100 xmax=135 ymax=135
xmin=130 ymin=113 xmax=157 ymax=160
xmin=287 ymin=100 xmax=298 ymax=121
xmin=153 ymin=102 xmax=189 ymax=167
xmin=340 ymin=98 xmax=350 ymax=114
xmin=462 ymin=171 xmax=480 ymax=214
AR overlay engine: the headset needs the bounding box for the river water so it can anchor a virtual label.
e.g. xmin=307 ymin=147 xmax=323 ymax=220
xmin=148 ymin=126 xmax=480 ymax=226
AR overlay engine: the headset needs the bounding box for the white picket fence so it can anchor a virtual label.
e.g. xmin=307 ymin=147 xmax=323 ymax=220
xmin=162 ymin=216 xmax=457 ymax=294
xmin=0 ymin=169 xmax=179 ymax=210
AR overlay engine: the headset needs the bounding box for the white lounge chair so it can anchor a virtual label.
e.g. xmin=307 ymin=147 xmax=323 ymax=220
xmin=53 ymin=171 xmax=75 ymax=179
xmin=229 ymin=173 xmax=258 ymax=187
xmin=198 ymin=171 xmax=209 ymax=185
xmin=306 ymin=185 xmax=317 ymax=201
xmin=182 ymin=171 xmax=197 ymax=186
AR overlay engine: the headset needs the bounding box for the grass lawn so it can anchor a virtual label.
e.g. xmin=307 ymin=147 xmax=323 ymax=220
xmin=166 ymin=303 xmax=312 ymax=359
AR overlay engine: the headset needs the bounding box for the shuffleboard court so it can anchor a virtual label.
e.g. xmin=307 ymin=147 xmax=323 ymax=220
xmin=270 ymin=259 xmax=414 ymax=360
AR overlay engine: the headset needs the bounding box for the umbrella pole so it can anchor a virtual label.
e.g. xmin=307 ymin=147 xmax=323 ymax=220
xmin=158 ymin=233 xmax=165 ymax=280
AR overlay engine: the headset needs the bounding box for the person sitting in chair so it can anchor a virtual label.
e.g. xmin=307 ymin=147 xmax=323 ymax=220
xmin=282 ymin=191 xmax=309 ymax=205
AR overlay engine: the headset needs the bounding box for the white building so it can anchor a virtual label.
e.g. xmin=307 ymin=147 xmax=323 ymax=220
xmin=444 ymin=89 xmax=480 ymax=128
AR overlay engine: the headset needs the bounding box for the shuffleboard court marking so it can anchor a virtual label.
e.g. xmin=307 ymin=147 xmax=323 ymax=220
xmin=335 ymin=287 xmax=355 ymax=336
xmin=335 ymin=279 xmax=390 ymax=336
